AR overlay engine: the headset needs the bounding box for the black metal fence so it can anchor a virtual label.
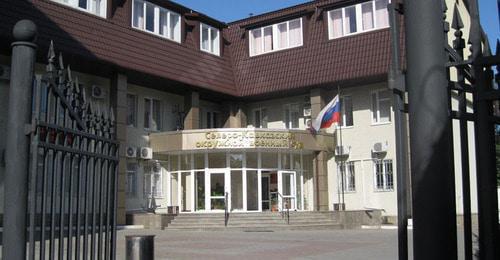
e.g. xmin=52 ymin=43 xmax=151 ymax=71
xmin=25 ymin=42 xmax=119 ymax=260
xmin=2 ymin=20 xmax=119 ymax=260
xmin=391 ymin=0 xmax=500 ymax=259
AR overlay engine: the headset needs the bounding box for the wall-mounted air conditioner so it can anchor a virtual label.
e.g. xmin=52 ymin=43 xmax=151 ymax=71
xmin=372 ymin=142 xmax=388 ymax=153
xmin=126 ymin=146 xmax=137 ymax=158
xmin=140 ymin=147 xmax=153 ymax=160
xmin=335 ymin=145 xmax=351 ymax=156
xmin=0 ymin=65 xmax=10 ymax=80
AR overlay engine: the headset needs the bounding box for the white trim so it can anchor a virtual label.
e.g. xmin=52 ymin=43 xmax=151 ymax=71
xmin=200 ymin=23 xmax=221 ymax=56
xmin=131 ymin=0 xmax=181 ymax=43
xmin=143 ymin=97 xmax=162 ymax=131
xmin=249 ymin=17 xmax=303 ymax=57
xmin=51 ymin=0 xmax=107 ymax=18
xmin=371 ymin=89 xmax=392 ymax=125
xmin=327 ymin=0 xmax=390 ymax=40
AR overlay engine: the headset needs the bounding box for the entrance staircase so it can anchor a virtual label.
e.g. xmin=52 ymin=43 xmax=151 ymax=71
xmin=165 ymin=211 xmax=343 ymax=231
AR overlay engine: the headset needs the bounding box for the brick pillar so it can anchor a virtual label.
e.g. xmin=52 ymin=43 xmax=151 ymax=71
xmin=184 ymin=91 xmax=199 ymax=129
xmin=310 ymin=88 xmax=329 ymax=211
xmin=110 ymin=73 xmax=127 ymax=225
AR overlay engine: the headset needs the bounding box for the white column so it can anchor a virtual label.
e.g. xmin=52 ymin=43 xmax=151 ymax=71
xmin=177 ymin=172 xmax=182 ymax=210
xmin=205 ymin=172 xmax=210 ymax=211
xmin=166 ymin=171 xmax=171 ymax=207
xmin=242 ymin=153 xmax=247 ymax=211
xmin=257 ymin=152 xmax=262 ymax=212
xmin=278 ymin=171 xmax=282 ymax=210
xmin=190 ymin=170 xmax=195 ymax=212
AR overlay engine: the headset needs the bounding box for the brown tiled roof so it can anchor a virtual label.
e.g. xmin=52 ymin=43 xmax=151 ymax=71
xmin=0 ymin=0 xmax=390 ymax=98
xmin=0 ymin=0 xmax=237 ymax=96
xmin=226 ymin=0 xmax=390 ymax=97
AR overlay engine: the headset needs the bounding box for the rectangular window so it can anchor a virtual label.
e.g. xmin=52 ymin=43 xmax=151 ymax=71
xmin=249 ymin=18 xmax=303 ymax=56
xmin=127 ymin=94 xmax=137 ymax=127
xmin=371 ymin=90 xmax=392 ymax=124
xmin=284 ymin=104 xmax=300 ymax=129
xmin=340 ymin=96 xmax=353 ymax=127
xmin=132 ymin=0 xmax=181 ymax=42
xmin=126 ymin=163 xmax=138 ymax=197
xmin=144 ymin=166 xmax=163 ymax=198
xmin=53 ymin=0 xmax=106 ymax=17
xmin=374 ymin=159 xmax=393 ymax=191
xmin=338 ymin=161 xmax=356 ymax=192
xmin=328 ymin=0 xmax=390 ymax=39
xmin=253 ymin=108 xmax=268 ymax=128
xmin=144 ymin=98 xmax=162 ymax=131
xmin=200 ymin=23 xmax=220 ymax=56
xmin=205 ymin=111 xmax=220 ymax=129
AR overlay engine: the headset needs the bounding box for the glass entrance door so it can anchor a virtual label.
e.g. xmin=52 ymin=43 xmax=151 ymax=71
xmin=278 ymin=171 xmax=296 ymax=210
xmin=207 ymin=171 xmax=227 ymax=211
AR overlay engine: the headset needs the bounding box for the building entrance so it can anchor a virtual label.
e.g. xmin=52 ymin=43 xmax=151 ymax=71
xmin=165 ymin=151 xmax=314 ymax=213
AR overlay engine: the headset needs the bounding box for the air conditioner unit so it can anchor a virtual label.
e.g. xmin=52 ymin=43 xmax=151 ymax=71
xmin=0 ymin=65 xmax=10 ymax=80
xmin=303 ymin=107 xmax=312 ymax=117
xmin=91 ymin=85 xmax=105 ymax=99
xmin=125 ymin=146 xmax=137 ymax=158
xmin=139 ymin=147 xmax=153 ymax=160
xmin=372 ymin=142 xmax=388 ymax=153
xmin=335 ymin=145 xmax=350 ymax=156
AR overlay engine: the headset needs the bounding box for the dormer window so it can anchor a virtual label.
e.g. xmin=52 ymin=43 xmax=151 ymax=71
xmin=328 ymin=0 xmax=389 ymax=39
xmin=132 ymin=0 xmax=181 ymax=43
xmin=200 ymin=23 xmax=220 ymax=56
xmin=51 ymin=0 xmax=107 ymax=18
xmin=249 ymin=18 xmax=303 ymax=57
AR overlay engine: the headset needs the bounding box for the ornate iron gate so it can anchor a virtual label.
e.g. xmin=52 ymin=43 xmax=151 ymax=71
xmin=389 ymin=1 xmax=500 ymax=259
xmin=24 ymin=42 xmax=120 ymax=260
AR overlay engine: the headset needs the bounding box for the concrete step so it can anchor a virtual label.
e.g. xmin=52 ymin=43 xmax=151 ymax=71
xmin=165 ymin=223 xmax=343 ymax=232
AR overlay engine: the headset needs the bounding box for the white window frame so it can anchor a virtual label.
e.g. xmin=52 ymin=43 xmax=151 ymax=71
xmin=143 ymin=97 xmax=162 ymax=131
xmin=144 ymin=167 xmax=164 ymax=198
xmin=283 ymin=103 xmax=301 ymax=129
xmin=253 ymin=107 xmax=268 ymax=128
xmin=338 ymin=161 xmax=356 ymax=192
xmin=200 ymin=23 xmax=221 ymax=56
xmin=339 ymin=95 xmax=354 ymax=128
xmin=132 ymin=0 xmax=181 ymax=43
xmin=327 ymin=0 xmax=390 ymax=40
xmin=371 ymin=89 xmax=392 ymax=124
xmin=51 ymin=0 xmax=107 ymax=18
xmin=249 ymin=17 xmax=303 ymax=57
xmin=373 ymin=159 xmax=394 ymax=191
xmin=126 ymin=163 xmax=138 ymax=197
xmin=127 ymin=93 xmax=137 ymax=127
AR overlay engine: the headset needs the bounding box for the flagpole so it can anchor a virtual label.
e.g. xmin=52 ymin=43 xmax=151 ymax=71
xmin=338 ymin=85 xmax=345 ymax=210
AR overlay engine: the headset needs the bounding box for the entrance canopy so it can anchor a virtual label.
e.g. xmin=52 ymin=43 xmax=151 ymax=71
xmin=150 ymin=128 xmax=335 ymax=153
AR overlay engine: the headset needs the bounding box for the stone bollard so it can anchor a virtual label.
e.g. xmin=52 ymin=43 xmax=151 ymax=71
xmin=126 ymin=235 xmax=155 ymax=260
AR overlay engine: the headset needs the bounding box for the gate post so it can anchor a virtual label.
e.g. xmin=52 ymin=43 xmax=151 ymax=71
xmin=2 ymin=20 xmax=37 ymax=260
xmin=404 ymin=1 xmax=457 ymax=259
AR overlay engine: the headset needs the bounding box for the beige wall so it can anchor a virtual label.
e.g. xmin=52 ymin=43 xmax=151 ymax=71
xmin=125 ymin=84 xmax=184 ymax=212
xmin=324 ymin=83 xmax=398 ymax=215
xmin=246 ymin=94 xmax=311 ymax=129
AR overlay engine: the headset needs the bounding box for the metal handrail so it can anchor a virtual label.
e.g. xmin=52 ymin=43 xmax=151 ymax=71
xmin=224 ymin=192 xmax=229 ymax=227
xmin=276 ymin=192 xmax=294 ymax=225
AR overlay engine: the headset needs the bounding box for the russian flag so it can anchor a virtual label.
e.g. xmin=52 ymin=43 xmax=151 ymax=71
xmin=312 ymin=95 xmax=341 ymax=132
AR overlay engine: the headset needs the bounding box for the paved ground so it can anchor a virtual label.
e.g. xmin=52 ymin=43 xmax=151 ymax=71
xmin=116 ymin=229 xmax=401 ymax=259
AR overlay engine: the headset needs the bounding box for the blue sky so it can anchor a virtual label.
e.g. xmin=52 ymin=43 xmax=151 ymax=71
xmin=172 ymin=0 xmax=499 ymax=52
